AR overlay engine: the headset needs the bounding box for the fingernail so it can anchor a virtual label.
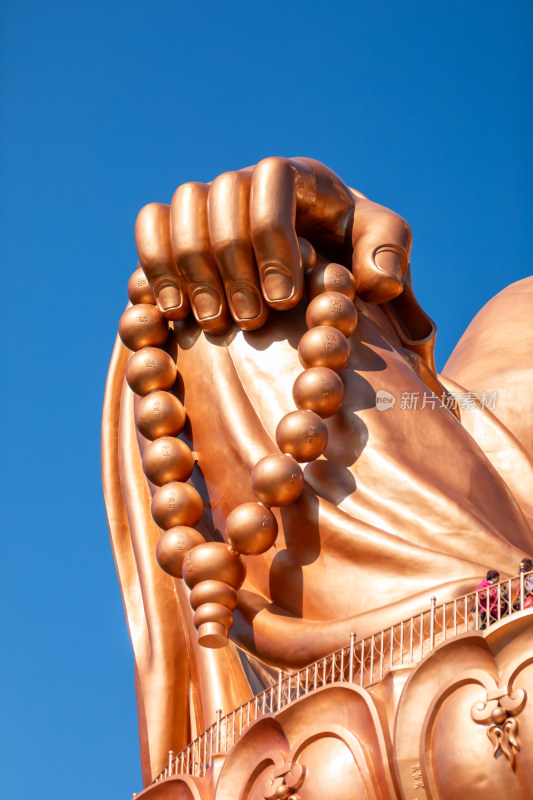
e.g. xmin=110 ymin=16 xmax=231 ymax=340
xmin=262 ymin=265 xmax=293 ymax=302
xmin=157 ymin=284 xmax=182 ymax=312
xmin=192 ymin=287 xmax=222 ymax=320
xmin=230 ymin=286 xmax=261 ymax=320
xmin=374 ymin=248 xmax=403 ymax=281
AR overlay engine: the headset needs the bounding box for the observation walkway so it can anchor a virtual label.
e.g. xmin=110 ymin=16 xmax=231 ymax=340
xmin=153 ymin=570 xmax=532 ymax=782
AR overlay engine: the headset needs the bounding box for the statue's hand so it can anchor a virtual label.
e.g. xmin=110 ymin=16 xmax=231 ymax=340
xmin=134 ymin=157 xmax=412 ymax=334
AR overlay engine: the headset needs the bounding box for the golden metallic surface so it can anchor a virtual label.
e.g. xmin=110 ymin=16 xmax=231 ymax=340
xmin=225 ymin=502 xmax=278 ymax=555
xmin=155 ymin=526 xmax=205 ymax=577
xmin=182 ymin=542 xmax=246 ymax=590
xmin=276 ymin=409 xmax=328 ymax=462
xmin=103 ymin=336 xmax=254 ymax=784
xmin=119 ymin=304 xmax=169 ymax=351
xmin=251 ymin=453 xmax=304 ymax=507
xmin=151 ymin=482 xmax=203 ymax=530
xmin=196 ymin=621 xmax=229 ymax=649
xmin=382 ymin=266 xmax=438 ymax=374
xmin=134 ymin=157 xmax=415 ymax=332
xmin=490 ymin=705 xmax=508 ymax=725
xmin=127 ymin=265 xmax=156 ymax=305
xmin=298 ymin=236 xmax=317 ymax=270
xmin=305 ymin=291 xmax=358 ymax=337
xmin=193 ymin=602 xmax=233 ymax=629
xmin=298 ymin=325 xmax=350 ymax=371
xmin=207 ymin=170 xmax=269 ymax=330
xmin=351 ymin=195 xmax=412 ymax=304
xmin=189 ymin=580 xmax=238 ymax=611
xmin=444 ymin=275 xmax=533 ymax=460
xmin=131 ymin=158 xmax=416 ymax=335
xmin=142 ymin=436 xmax=195 ymax=486
xmin=103 ymin=351 xmax=191 ymax=784
xmin=126 ymin=347 xmax=177 ymax=396
xmin=103 ymin=158 xmax=533 ymax=790
xmin=135 ymin=391 xmax=186 ymax=440
xmin=135 ymin=202 xmax=190 ymax=321
xmin=306 ymin=261 xmax=356 ymax=301
xmin=292 ymin=366 xmax=345 ymax=418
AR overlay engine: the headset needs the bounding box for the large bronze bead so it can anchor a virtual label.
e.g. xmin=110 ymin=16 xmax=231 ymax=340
xmin=298 ymin=326 xmax=350 ymax=372
xmin=225 ymin=502 xmax=278 ymax=555
xmin=142 ymin=437 xmax=195 ymax=486
xmin=251 ymin=454 xmax=303 ymax=507
xmin=127 ymin=266 xmax=156 ymax=305
xmin=126 ymin=347 xmax=177 ymax=396
xmin=156 ymin=526 xmax=206 ymax=577
xmin=276 ymin=409 xmax=328 ymax=463
xmin=151 ymin=482 xmax=203 ymax=530
xmin=190 ymin=580 xmax=238 ymax=611
xmin=135 ymin=391 xmax=186 ymax=440
xmin=119 ymin=304 xmax=168 ymax=352
xmin=182 ymin=542 xmax=246 ymax=590
xmin=292 ymin=366 xmax=345 ymax=418
xmin=305 ymin=291 xmax=357 ymax=337
xmin=307 ymin=262 xmax=356 ymax=301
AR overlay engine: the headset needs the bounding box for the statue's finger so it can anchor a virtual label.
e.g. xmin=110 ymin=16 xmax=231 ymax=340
xmin=250 ymin=157 xmax=304 ymax=310
xmin=250 ymin=157 xmax=357 ymax=309
xmin=134 ymin=202 xmax=190 ymax=320
xmin=208 ymin=171 xmax=268 ymax=330
xmin=351 ymin=197 xmax=412 ymax=303
xmin=170 ymin=182 xmax=230 ymax=335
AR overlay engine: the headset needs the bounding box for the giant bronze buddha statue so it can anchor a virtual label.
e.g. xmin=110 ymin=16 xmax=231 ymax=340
xmin=102 ymin=158 xmax=533 ymax=799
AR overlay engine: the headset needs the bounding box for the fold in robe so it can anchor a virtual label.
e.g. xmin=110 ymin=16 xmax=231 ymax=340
xmin=102 ymin=276 xmax=533 ymax=782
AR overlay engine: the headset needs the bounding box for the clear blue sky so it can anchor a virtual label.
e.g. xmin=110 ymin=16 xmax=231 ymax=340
xmin=1 ymin=1 xmax=531 ymax=797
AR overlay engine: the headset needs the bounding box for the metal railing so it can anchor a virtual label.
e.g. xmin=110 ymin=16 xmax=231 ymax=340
xmin=154 ymin=570 xmax=532 ymax=782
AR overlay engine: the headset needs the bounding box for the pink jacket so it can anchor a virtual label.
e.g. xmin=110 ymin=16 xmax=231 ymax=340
xmin=475 ymin=579 xmax=499 ymax=612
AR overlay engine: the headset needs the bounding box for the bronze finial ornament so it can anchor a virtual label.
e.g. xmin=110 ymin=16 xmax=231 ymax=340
xmin=102 ymin=157 xmax=533 ymax=797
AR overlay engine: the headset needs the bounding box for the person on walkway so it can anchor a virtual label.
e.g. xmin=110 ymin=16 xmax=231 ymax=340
xmin=475 ymin=570 xmax=500 ymax=629
xmin=513 ymin=558 xmax=533 ymax=610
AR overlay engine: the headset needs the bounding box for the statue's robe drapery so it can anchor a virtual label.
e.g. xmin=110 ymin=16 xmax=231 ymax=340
xmin=102 ymin=276 xmax=533 ymax=784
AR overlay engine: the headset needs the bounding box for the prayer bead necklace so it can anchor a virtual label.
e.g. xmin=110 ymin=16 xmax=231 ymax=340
xmin=119 ymin=260 xmax=358 ymax=648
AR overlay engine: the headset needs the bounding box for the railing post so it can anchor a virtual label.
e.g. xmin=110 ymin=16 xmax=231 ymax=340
xmin=277 ymin=669 xmax=283 ymax=710
xmin=520 ymin=570 xmax=525 ymax=611
xmin=430 ymin=596 xmax=436 ymax=650
xmin=215 ymin=708 xmax=222 ymax=753
xmin=168 ymin=750 xmax=174 ymax=775
xmin=348 ymin=632 xmax=355 ymax=683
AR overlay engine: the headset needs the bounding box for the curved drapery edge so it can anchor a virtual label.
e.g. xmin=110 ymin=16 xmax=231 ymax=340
xmin=102 ymin=333 xmax=253 ymax=784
